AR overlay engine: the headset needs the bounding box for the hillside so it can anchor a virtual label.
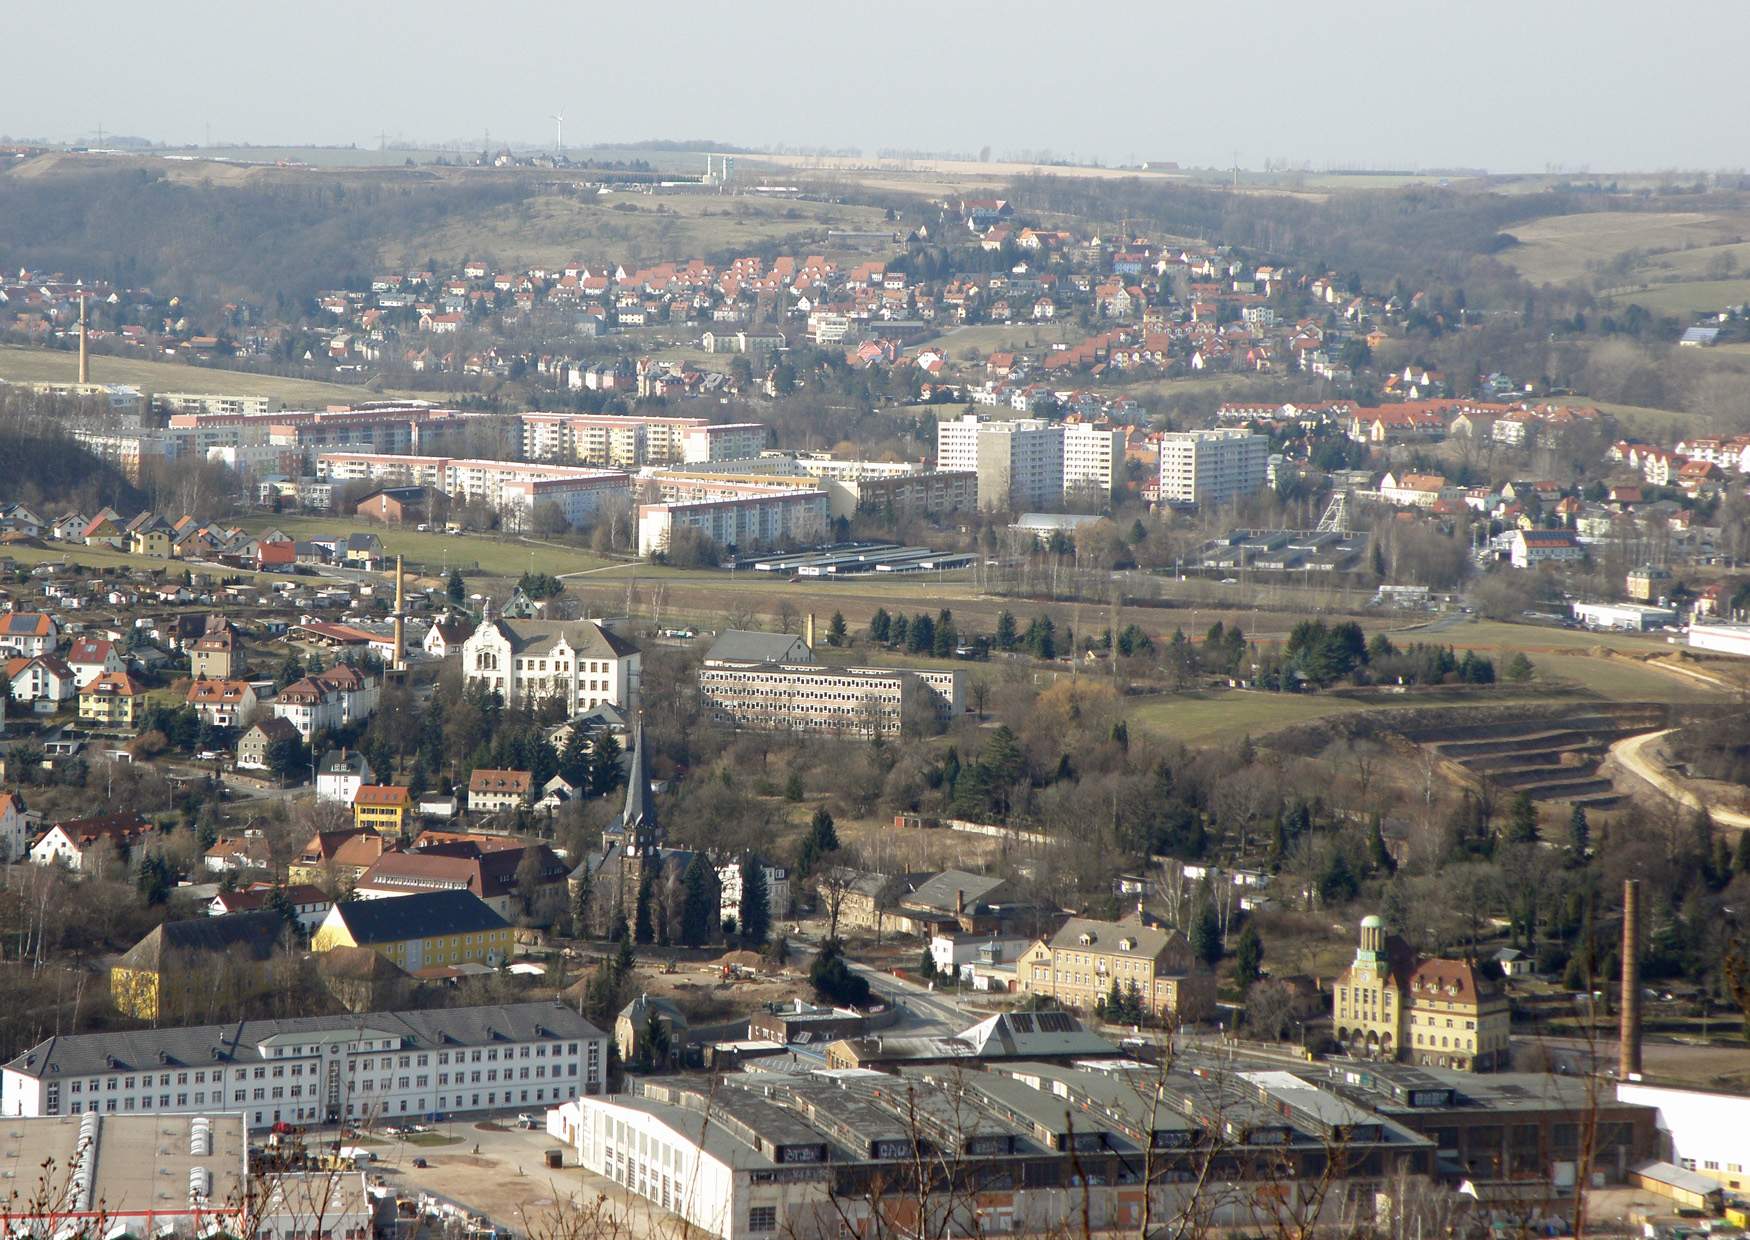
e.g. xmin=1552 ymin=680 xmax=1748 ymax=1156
xmin=0 ymin=408 xmax=145 ymax=515
xmin=0 ymin=155 xmax=891 ymax=307
xmin=0 ymin=345 xmax=439 ymax=407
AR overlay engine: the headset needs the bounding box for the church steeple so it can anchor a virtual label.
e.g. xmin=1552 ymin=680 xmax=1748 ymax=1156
xmin=620 ymin=721 xmax=658 ymax=857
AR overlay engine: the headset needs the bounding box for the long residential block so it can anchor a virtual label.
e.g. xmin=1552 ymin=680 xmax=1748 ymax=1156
xmin=316 ymin=451 xmax=631 ymax=528
xmin=2 ymin=1001 xmax=606 ymax=1131
xmin=698 ymin=660 xmax=962 ymax=736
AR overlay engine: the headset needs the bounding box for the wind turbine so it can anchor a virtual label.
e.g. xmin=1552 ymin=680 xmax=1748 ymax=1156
xmin=551 ymin=112 xmax=564 ymax=157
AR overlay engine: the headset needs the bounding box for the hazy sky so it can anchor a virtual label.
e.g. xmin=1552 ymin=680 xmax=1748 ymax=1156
xmin=8 ymin=1 xmax=1744 ymax=172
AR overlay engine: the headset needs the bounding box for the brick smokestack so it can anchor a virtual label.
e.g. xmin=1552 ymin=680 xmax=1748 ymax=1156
xmin=1620 ymin=878 xmax=1642 ymax=1079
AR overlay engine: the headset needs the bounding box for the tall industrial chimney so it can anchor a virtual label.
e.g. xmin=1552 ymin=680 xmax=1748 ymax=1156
xmin=391 ymin=555 xmax=406 ymax=672
xmin=77 ymin=293 xmax=89 ymax=385
xmin=1619 ymin=878 xmax=1642 ymax=1079
xmin=804 ymin=612 xmax=815 ymax=649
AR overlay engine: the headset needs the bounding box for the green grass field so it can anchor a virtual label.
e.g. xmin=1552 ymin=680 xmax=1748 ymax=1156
xmin=0 ymin=540 xmax=278 ymax=583
xmin=1128 ymin=689 xmax=1367 ymax=744
xmin=919 ymin=323 xmax=1087 ymax=359
xmin=233 ymin=514 xmax=614 ymax=579
xmin=0 ymin=345 xmax=438 ymax=407
xmin=1603 ymin=278 xmax=1750 ymax=317
xmin=1499 ymin=210 xmax=1750 ymax=287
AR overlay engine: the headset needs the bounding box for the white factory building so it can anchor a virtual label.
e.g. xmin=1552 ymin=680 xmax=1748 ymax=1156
xmin=1571 ymin=601 xmax=1677 ymax=632
xmin=1687 ymin=621 xmax=1750 ymax=658
xmin=1617 ymin=1079 xmax=1750 ymax=1193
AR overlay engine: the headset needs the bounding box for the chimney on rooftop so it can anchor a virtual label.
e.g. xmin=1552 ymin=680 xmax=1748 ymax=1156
xmin=1620 ymin=878 xmax=1642 ymax=1079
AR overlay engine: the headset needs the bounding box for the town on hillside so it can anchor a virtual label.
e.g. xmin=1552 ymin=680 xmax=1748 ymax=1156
xmin=4 ymin=25 xmax=1750 ymax=1238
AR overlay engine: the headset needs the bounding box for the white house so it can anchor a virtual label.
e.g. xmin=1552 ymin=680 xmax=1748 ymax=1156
xmin=7 ymin=655 xmax=76 ymax=705
xmin=271 ymin=678 xmax=342 ymax=742
xmin=28 ymin=813 xmax=152 ymax=872
xmin=0 ymin=613 xmax=58 ymax=658
xmin=316 ymin=749 xmax=375 ymax=805
xmin=1509 ymin=529 xmax=1584 ymax=569
xmin=717 ymin=857 xmax=791 ymax=929
xmin=64 ymin=636 xmax=125 ymax=688
xmin=185 ymin=677 xmax=258 ymax=728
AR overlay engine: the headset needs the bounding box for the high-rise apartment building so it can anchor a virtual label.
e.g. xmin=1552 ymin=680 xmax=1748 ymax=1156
xmin=1157 ymin=429 xmax=1269 ymax=507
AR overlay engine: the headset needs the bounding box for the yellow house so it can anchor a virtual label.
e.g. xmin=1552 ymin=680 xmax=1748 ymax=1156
xmin=79 ymin=671 xmax=147 ymax=729
xmin=311 ymin=889 xmax=511 ymax=974
xmin=352 ymin=784 xmax=412 ymax=836
xmin=1018 ymin=911 xmax=1217 ymax=1023
xmin=130 ymin=528 xmax=171 ymax=558
xmin=111 ymin=911 xmax=287 ymax=1021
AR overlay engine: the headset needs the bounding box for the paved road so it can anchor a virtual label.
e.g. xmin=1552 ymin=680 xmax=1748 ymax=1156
xmin=1611 ymin=729 xmax=1750 ymax=829
xmin=787 ymin=935 xmax=983 ymax=1037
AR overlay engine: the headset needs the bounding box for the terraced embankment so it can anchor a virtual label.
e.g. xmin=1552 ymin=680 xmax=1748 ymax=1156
xmin=1397 ymin=704 xmax=1671 ymax=810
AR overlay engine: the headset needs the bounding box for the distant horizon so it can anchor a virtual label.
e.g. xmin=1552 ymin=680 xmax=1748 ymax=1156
xmin=15 ymin=137 xmax=1750 ymax=182
xmin=8 ymin=1 xmax=1745 ymax=175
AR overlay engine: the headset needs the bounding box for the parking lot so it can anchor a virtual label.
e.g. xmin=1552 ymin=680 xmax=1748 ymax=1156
xmin=354 ymin=1116 xmax=670 ymax=1240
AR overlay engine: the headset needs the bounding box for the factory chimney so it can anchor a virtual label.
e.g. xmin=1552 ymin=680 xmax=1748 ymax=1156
xmin=391 ymin=555 xmax=406 ymax=673
xmin=1619 ymin=878 xmax=1642 ymax=1079
xmin=804 ymin=612 xmax=815 ymax=650
xmin=77 ymin=293 xmax=89 ymax=385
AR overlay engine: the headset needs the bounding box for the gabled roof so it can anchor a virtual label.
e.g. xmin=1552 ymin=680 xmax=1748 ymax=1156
xmin=117 ymin=911 xmax=285 ymax=972
xmin=325 ymin=889 xmax=508 ymax=944
xmin=703 ymin=629 xmax=810 ymax=665
xmin=481 ymin=618 xmax=637 ymax=660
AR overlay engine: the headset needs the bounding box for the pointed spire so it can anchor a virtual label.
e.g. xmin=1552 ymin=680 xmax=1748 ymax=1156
xmin=621 ymin=721 xmax=657 ymax=853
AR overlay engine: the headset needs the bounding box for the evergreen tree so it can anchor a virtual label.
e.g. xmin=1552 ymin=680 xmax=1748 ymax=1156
xmin=1319 ymin=850 xmax=1360 ymax=905
xmin=783 ymin=771 xmax=804 ymax=802
xmin=1735 ymin=829 xmax=1750 ymax=875
xmin=634 ymin=870 xmax=655 ymax=944
xmin=613 ymin=924 xmax=635 ymax=980
xmin=932 ymin=609 xmax=956 ymax=658
xmin=739 ymin=856 xmax=770 ymax=946
xmin=447 ymin=568 xmax=465 ymax=604
xmin=571 ymin=869 xmax=593 ymax=938
xmin=809 ymin=807 xmax=840 ymax=852
xmin=868 ymin=608 xmax=891 ymax=644
xmin=589 ymin=729 xmax=624 ymax=796
xmin=826 ymin=611 xmax=847 ymax=647
xmin=679 ymin=853 xmax=714 ymax=947
xmin=1124 ymin=980 xmax=1143 ymax=1023
xmin=1104 ymin=977 xmax=1123 ymax=1018
xmin=994 ymin=610 xmax=1018 ymax=652
xmin=906 ymin=613 xmax=934 ymax=654
xmin=1507 ymin=793 xmax=1539 ymax=844
xmin=1233 ymin=922 xmax=1264 ymax=988
xmin=1366 ymin=815 xmax=1397 ymax=874
xmin=1190 ymin=906 xmax=1223 ymax=968
xmin=1567 ymin=804 xmax=1590 ymax=859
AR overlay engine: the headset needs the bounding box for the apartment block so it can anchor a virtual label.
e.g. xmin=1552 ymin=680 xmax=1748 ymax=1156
xmin=637 ymin=489 xmax=829 ymax=557
xmin=1062 ymin=421 xmax=1125 ymax=500
xmin=520 ymin=414 xmax=766 ymax=468
xmin=698 ymin=660 xmax=961 ymax=736
xmin=316 ymin=452 xmax=631 ymax=529
xmin=1157 ymin=429 xmax=1269 ymax=507
xmin=1 ymin=1001 xmax=606 ymax=1130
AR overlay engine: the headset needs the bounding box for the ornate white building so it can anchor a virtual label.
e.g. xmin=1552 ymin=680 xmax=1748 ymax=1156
xmin=461 ymin=617 xmax=639 ymax=711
